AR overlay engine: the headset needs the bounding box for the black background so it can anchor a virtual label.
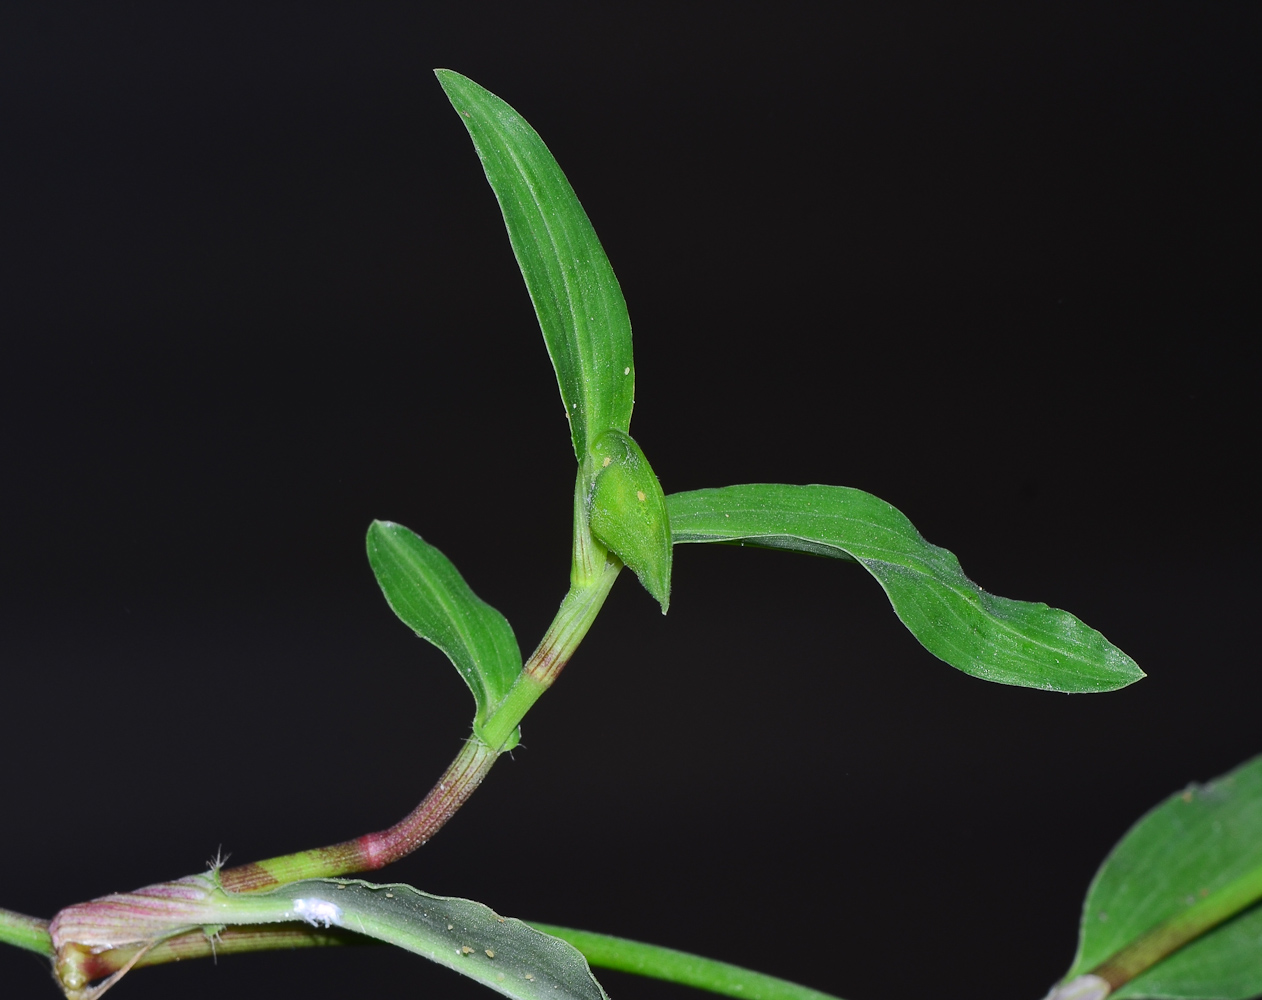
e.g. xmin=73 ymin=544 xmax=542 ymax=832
xmin=1 ymin=5 xmax=1258 ymax=999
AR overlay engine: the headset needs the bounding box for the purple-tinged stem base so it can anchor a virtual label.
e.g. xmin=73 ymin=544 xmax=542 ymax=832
xmin=220 ymin=738 xmax=497 ymax=893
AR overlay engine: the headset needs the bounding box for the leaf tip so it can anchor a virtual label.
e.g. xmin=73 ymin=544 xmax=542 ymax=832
xmin=1104 ymin=652 xmax=1145 ymax=691
xmin=642 ymin=567 xmax=671 ymax=616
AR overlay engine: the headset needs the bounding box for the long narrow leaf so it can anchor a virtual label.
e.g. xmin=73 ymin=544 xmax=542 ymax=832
xmin=367 ymin=520 xmax=521 ymax=740
xmin=1057 ymin=755 xmax=1262 ymax=999
xmin=667 ymin=484 xmax=1141 ymax=693
xmin=436 ymin=69 xmax=635 ymax=461
xmin=52 ymin=877 xmax=608 ymax=1000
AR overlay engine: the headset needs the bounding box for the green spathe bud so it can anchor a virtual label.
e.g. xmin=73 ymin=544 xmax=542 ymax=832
xmin=586 ymin=429 xmax=671 ymax=613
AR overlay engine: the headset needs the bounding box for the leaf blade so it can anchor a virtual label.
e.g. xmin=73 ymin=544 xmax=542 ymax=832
xmin=296 ymin=881 xmax=610 ymax=1000
xmin=65 ymin=878 xmax=608 ymax=1000
xmin=1065 ymin=755 xmax=1262 ymax=999
xmin=666 ymin=484 xmax=1142 ymax=693
xmin=366 ymin=520 xmax=521 ymax=738
xmin=436 ymin=69 xmax=635 ymax=460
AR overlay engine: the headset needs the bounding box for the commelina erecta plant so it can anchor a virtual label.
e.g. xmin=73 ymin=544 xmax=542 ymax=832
xmin=3 ymin=70 xmax=1262 ymax=1000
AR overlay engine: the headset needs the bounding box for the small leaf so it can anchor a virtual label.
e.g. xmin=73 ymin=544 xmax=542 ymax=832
xmin=436 ymin=69 xmax=635 ymax=462
xmin=367 ymin=520 xmax=521 ymax=742
xmin=1062 ymin=754 xmax=1262 ymax=999
xmin=667 ymin=484 xmax=1141 ymax=693
xmin=586 ymin=430 xmax=671 ymax=612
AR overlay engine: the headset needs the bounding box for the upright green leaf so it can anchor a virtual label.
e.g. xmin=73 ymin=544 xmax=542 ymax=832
xmin=667 ymin=484 xmax=1142 ymax=693
xmin=1056 ymin=755 xmax=1262 ymax=999
xmin=367 ymin=520 xmax=521 ymax=743
xmin=436 ymin=69 xmax=635 ymax=461
xmin=586 ymin=429 xmax=672 ymax=612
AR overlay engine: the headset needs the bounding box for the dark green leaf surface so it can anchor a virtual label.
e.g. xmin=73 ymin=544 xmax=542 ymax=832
xmin=243 ymin=880 xmax=608 ymax=1000
xmin=1066 ymin=755 xmax=1262 ymax=999
xmin=667 ymin=485 xmax=1142 ymax=693
xmin=587 ymin=429 xmax=671 ymax=612
xmin=436 ymin=69 xmax=635 ymax=461
xmin=366 ymin=520 xmax=521 ymax=739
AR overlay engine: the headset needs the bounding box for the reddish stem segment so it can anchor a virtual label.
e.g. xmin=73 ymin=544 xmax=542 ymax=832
xmin=219 ymin=739 xmax=496 ymax=892
xmin=220 ymin=560 xmax=621 ymax=893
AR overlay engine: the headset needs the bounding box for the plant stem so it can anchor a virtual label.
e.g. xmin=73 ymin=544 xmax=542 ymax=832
xmin=72 ymin=917 xmax=844 ymax=1000
xmin=220 ymin=555 xmax=621 ymax=893
xmin=529 ymin=924 xmax=846 ymax=1000
xmin=480 ymin=557 xmax=621 ymax=747
xmin=67 ymin=925 xmax=359 ymax=983
xmin=1089 ymin=862 xmax=1262 ymax=990
xmin=0 ymin=907 xmax=52 ymax=956
xmin=219 ymin=737 xmax=499 ymax=892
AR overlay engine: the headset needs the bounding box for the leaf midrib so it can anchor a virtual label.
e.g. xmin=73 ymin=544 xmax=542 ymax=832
xmin=492 ymin=109 xmax=598 ymax=455
xmin=673 ymin=522 xmax=1109 ymax=669
xmin=382 ymin=528 xmax=490 ymax=700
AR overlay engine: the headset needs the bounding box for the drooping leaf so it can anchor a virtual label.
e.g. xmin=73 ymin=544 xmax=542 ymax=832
xmin=283 ymin=881 xmax=611 ymax=1000
xmin=51 ymin=877 xmax=608 ymax=1000
xmin=586 ymin=429 xmax=671 ymax=612
xmin=436 ymin=69 xmax=635 ymax=462
xmin=666 ymin=484 xmax=1142 ymax=693
xmin=1057 ymin=755 xmax=1262 ymax=999
xmin=366 ymin=520 xmax=521 ymax=743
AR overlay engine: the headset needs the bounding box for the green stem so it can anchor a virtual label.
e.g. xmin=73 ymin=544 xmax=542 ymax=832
xmin=71 ymin=917 xmax=842 ymax=1000
xmin=220 ymin=555 xmax=621 ymax=893
xmin=68 ymin=924 xmax=360 ymax=983
xmin=530 ymin=924 xmax=845 ymax=1000
xmin=1090 ymin=862 xmax=1262 ymax=990
xmin=480 ymin=556 xmax=621 ymax=748
xmin=0 ymin=907 xmax=52 ymax=956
